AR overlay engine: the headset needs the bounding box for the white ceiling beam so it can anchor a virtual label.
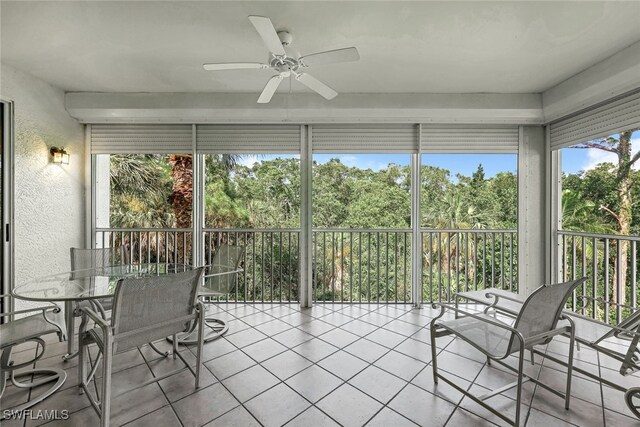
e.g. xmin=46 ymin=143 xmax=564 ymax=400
xmin=543 ymin=40 xmax=640 ymax=123
xmin=65 ymin=92 xmax=543 ymax=124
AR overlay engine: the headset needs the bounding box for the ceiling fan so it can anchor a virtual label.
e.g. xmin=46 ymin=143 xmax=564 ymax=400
xmin=203 ymin=15 xmax=360 ymax=103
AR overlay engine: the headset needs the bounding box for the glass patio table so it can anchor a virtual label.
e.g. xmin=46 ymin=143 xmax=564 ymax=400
xmin=12 ymin=263 xmax=193 ymax=361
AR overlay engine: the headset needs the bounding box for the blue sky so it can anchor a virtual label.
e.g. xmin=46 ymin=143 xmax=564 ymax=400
xmin=313 ymin=153 xmax=517 ymax=179
xmin=240 ymin=132 xmax=639 ymax=178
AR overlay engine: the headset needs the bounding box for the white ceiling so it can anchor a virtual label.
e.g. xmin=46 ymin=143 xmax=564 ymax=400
xmin=2 ymin=1 xmax=640 ymax=95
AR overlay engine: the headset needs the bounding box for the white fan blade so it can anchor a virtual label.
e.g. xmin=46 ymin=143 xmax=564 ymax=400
xmin=203 ymin=62 xmax=269 ymax=71
xmin=258 ymin=75 xmax=284 ymax=103
xmin=300 ymin=47 xmax=360 ymax=67
xmin=248 ymin=15 xmax=286 ymax=56
xmin=296 ymin=73 xmax=338 ymax=100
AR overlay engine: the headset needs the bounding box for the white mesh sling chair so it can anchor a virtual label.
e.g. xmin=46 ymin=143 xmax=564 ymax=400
xmin=78 ymin=267 xmax=205 ymax=427
xmin=430 ymin=277 xmax=586 ymax=427
xmin=64 ymin=247 xmax=129 ymax=360
xmin=173 ymin=244 xmax=244 ymax=345
xmin=454 ymin=286 xmax=640 ymax=419
xmin=0 ymin=296 xmax=67 ymax=411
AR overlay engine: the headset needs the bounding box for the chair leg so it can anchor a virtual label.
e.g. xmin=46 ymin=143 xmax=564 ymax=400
xmin=565 ymin=327 xmax=576 ymax=410
xmin=78 ymin=328 xmax=85 ymax=395
xmin=172 ymin=335 xmax=178 ymax=360
xmin=515 ymin=348 xmax=525 ymax=427
xmin=430 ymin=322 xmax=439 ymax=384
xmin=195 ymin=308 xmax=205 ymax=389
xmin=530 ymin=349 xmax=535 ymax=365
xmin=101 ymin=338 xmax=113 ymax=427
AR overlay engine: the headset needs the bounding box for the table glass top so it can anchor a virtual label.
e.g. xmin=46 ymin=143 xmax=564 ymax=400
xmin=12 ymin=263 xmax=192 ymax=302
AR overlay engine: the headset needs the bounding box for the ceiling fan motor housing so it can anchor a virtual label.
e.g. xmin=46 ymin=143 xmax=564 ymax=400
xmin=277 ymin=31 xmax=293 ymax=46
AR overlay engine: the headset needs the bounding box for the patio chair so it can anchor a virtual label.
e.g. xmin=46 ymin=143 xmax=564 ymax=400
xmin=63 ymin=247 xmax=129 ymax=360
xmin=430 ymin=277 xmax=586 ymax=427
xmin=78 ymin=267 xmax=205 ymax=427
xmin=454 ymin=286 xmax=640 ymax=419
xmin=172 ymin=244 xmax=245 ymax=344
xmin=0 ymin=295 xmax=67 ymax=411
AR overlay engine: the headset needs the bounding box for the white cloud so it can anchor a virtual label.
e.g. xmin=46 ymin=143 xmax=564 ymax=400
xmin=582 ymin=135 xmax=640 ymax=171
xmin=237 ymin=155 xmax=259 ymax=168
xmin=337 ymin=155 xmax=358 ymax=167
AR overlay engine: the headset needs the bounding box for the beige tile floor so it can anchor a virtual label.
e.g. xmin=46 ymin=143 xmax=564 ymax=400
xmin=2 ymin=303 xmax=638 ymax=426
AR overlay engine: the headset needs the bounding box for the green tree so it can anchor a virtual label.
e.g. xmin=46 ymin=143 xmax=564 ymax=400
xmin=573 ymin=129 xmax=639 ymax=305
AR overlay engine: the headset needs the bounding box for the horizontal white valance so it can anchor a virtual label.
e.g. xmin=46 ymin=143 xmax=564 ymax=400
xmin=311 ymin=124 xmax=418 ymax=153
xmin=420 ymin=125 xmax=519 ymax=153
xmin=91 ymin=124 xmax=193 ymax=154
xmin=549 ymin=89 xmax=640 ymax=150
xmin=196 ymin=125 xmax=301 ymax=154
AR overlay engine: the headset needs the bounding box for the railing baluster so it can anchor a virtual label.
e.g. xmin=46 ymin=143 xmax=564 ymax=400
xmin=616 ymin=238 xmax=622 ymax=324
xmin=473 ymin=232 xmax=478 ymax=291
xmin=632 ymin=240 xmax=637 ymax=311
xmin=350 ymin=231 xmax=354 ymax=304
xmin=252 ymin=231 xmax=256 ymax=302
xmin=592 ymin=236 xmax=598 ymax=320
xmin=604 ymin=238 xmax=610 ymax=322
xmin=491 ymin=232 xmax=495 ymax=288
xmin=437 ymin=233 xmax=442 ymax=302
xmin=582 ymin=236 xmax=587 ymax=315
xmin=359 ymin=232 xmax=363 ymax=304
xmin=464 ymin=232 xmax=469 ymax=293
xmin=429 ymin=232 xmax=433 ymax=303
xmin=341 ymin=231 xmax=345 ymax=303
xmin=270 ymin=232 xmax=274 ymax=303
xmin=500 ymin=232 xmax=505 ymax=290
xmin=403 ymin=232 xmax=408 ymax=303
xmin=376 ymin=231 xmax=380 ymax=304
xmin=571 ymin=236 xmax=577 ymax=311
xmin=394 ymin=232 xmax=398 ymax=303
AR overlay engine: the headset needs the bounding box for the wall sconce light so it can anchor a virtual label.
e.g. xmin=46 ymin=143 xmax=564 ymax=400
xmin=50 ymin=146 xmax=70 ymax=165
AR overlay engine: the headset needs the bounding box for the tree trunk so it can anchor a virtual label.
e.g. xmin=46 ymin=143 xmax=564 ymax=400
xmin=169 ymin=155 xmax=193 ymax=264
xmin=613 ymin=131 xmax=633 ymax=306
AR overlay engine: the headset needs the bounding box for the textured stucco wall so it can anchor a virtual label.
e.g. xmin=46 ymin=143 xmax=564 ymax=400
xmin=1 ymin=63 xmax=85 ymax=305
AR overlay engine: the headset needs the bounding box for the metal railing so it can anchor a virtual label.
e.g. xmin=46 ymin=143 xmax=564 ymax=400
xmin=96 ymin=228 xmax=192 ymax=266
xmin=96 ymin=227 xmax=520 ymax=305
xmin=204 ymin=229 xmax=300 ymax=303
xmin=422 ymin=229 xmax=518 ymax=303
xmin=558 ymin=230 xmax=639 ymax=325
xmin=312 ymin=229 xmax=412 ymax=303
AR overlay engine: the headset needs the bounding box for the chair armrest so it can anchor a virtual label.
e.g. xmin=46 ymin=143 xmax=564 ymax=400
xmin=204 ymin=266 xmax=244 ymax=278
xmin=524 ymin=323 xmax=573 ymax=347
xmin=579 ymin=295 xmax=637 ymax=312
xmin=485 ymin=291 xmax=524 ymax=304
xmin=79 ymin=307 xmax=110 ymax=333
xmin=0 ymin=303 xmax=62 ymax=319
xmin=432 ymin=302 xmax=520 ymax=335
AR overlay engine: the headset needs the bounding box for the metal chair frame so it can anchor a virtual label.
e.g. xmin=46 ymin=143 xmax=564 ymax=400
xmin=64 ymin=246 xmax=129 ymax=361
xmin=78 ymin=268 xmax=205 ymax=427
xmin=0 ymin=295 xmax=67 ymax=412
xmin=430 ymin=278 xmax=586 ymax=426
xmin=172 ymin=244 xmax=244 ymax=345
xmin=455 ymin=287 xmax=640 ymax=419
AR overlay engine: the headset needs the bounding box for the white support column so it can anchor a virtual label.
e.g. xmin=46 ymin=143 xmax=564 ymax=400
xmin=192 ymin=124 xmax=204 ymax=267
xmin=299 ymin=125 xmax=313 ymax=307
xmin=548 ymin=135 xmax=563 ymax=283
xmin=518 ymin=126 xmax=547 ymax=295
xmin=85 ymin=125 xmax=93 ymax=248
xmin=545 ymin=125 xmax=562 ymax=283
xmin=93 ymin=125 xmax=111 ymax=249
xmin=411 ymin=150 xmax=422 ymax=307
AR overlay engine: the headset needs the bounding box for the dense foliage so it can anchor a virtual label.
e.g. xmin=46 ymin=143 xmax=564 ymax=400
xmin=106 ymin=148 xmax=636 ymax=315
